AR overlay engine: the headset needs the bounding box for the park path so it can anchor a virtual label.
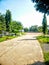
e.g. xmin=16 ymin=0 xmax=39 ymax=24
xmin=0 ymin=33 xmax=45 ymax=65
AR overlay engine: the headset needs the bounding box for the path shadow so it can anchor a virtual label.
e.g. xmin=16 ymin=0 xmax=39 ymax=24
xmin=18 ymin=37 xmax=37 ymax=41
xmin=0 ymin=61 xmax=49 ymax=65
xmin=27 ymin=61 xmax=49 ymax=65
xmin=20 ymin=38 xmax=37 ymax=40
xmin=17 ymin=39 xmax=37 ymax=41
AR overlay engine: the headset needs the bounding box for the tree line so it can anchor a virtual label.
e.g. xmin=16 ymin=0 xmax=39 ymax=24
xmin=24 ymin=14 xmax=48 ymax=33
xmin=0 ymin=10 xmax=23 ymax=36
xmin=24 ymin=25 xmax=42 ymax=32
xmin=24 ymin=0 xmax=49 ymax=35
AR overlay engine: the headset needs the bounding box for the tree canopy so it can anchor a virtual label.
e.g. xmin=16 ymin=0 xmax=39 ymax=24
xmin=11 ymin=21 xmax=23 ymax=33
xmin=0 ymin=10 xmax=23 ymax=36
xmin=32 ymin=0 xmax=49 ymax=14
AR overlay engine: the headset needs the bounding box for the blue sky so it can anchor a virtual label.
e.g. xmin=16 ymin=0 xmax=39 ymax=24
xmin=0 ymin=0 xmax=49 ymax=28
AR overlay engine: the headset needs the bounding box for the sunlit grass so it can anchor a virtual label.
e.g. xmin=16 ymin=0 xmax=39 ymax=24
xmin=37 ymin=35 xmax=49 ymax=65
xmin=37 ymin=36 xmax=49 ymax=43
xmin=0 ymin=32 xmax=26 ymax=42
xmin=0 ymin=36 xmax=16 ymax=42
xmin=44 ymin=52 xmax=49 ymax=65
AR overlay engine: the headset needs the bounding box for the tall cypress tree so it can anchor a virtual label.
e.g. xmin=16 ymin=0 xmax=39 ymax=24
xmin=5 ymin=10 xmax=11 ymax=32
xmin=0 ymin=13 xmax=6 ymax=34
xmin=42 ymin=14 xmax=47 ymax=35
xmin=32 ymin=0 xmax=48 ymax=34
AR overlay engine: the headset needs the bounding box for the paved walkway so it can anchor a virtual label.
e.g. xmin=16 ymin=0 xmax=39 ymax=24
xmin=0 ymin=33 xmax=45 ymax=65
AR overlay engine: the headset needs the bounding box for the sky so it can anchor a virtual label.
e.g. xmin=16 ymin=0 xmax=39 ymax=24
xmin=0 ymin=0 xmax=49 ymax=28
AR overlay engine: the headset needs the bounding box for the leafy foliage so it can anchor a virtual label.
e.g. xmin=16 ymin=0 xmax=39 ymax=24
xmin=32 ymin=0 xmax=49 ymax=14
xmin=24 ymin=28 xmax=29 ymax=32
xmin=0 ymin=10 xmax=23 ymax=36
xmin=29 ymin=25 xmax=38 ymax=32
xmin=11 ymin=21 xmax=23 ymax=33
xmin=38 ymin=26 xmax=42 ymax=32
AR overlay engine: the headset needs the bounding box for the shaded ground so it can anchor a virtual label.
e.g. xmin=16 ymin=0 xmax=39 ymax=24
xmin=42 ymin=44 xmax=49 ymax=52
xmin=0 ymin=33 xmax=45 ymax=65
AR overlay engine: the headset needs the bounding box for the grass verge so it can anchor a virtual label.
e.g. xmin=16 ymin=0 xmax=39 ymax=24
xmin=44 ymin=52 xmax=49 ymax=65
xmin=37 ymin=35 xmax=49 ymax=65
xmin=0 ymin=36 xmax=17 ymax=42
xmin=0 ymin=32 xmax=26 ymax=42
xmin=37 ymin=36 xmax=49 ymax=43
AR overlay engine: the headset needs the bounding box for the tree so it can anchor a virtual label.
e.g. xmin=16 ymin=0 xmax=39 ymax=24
xmin=38 ymin=26 xmax=42 ymax=32
xmin=16 ymin=21 xmax=23 ymax=31
xmin=11 ymin=21 xmax=23 ymax=33
xmin=42 ymin=14 xmax=47 ymax=34
xmin=32 ymin=0 xmax=49 ymax=14
xmin=0 ymin=13 xmax=6 ymax=34
xmin=32 ymin=0 xmax=48 ymax=34
xmin=29 ymin=25 xmax=38 ymax=32
xmin=5 ymin=10 xmax=11 ymax=32
xmin=24 ymin=28 xmax=29 ymax=32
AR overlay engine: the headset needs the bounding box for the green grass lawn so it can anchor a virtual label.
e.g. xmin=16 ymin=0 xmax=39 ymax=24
xmin=0 ymin=36 xmax=16 ymax=42
xmin=0 ymin=32 xmax=26 ymax=42
xmin=37 ymin=36 xmax=49 ymax=43
xmin=37 ymin=35 xmax=49 ymax=65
